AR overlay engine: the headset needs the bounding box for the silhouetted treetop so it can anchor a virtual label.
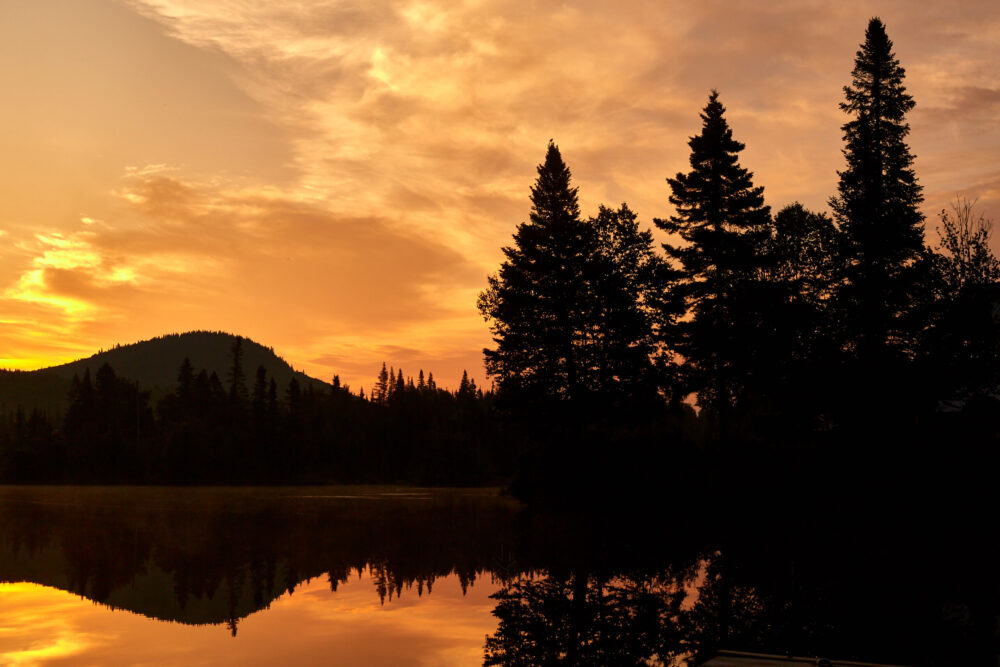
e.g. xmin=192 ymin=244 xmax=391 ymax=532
xmin=529 ymin=139 xmax=581 ymax=225
xmin=655 ymin=90 xmax=772 ymax=415
xmin=659 ymin=90 xmax=770 ymax=259
xmin=480 ymin=142 xmax=671 ymax=419
xmin=479 ymin=141 xmax=594 ymax=409
xmin=830 ymin=17 xmax=924 ymax=363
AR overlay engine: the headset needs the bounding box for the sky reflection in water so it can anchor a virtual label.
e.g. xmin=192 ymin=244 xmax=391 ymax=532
xmin=0 ymin=569 xmax=497 ymax=666
xmin=3 ymin=485 xmax=995 ymax=665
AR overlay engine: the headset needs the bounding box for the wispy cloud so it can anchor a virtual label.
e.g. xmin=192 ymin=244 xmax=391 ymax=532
xmin=1 ymin=165 xmax=485 ymax=385
xmin=1 ymin=0 xmax=999 ymax=388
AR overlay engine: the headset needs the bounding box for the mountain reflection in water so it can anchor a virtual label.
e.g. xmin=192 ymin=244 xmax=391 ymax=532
xmin=0 ymin=486 xmax=996 ymax=666
xmin=0 ymin=574 xmax=495 ymax=666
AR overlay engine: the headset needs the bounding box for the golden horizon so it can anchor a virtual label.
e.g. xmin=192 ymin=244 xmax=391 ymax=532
xmin=2 ymin=1 xmax=999 ymax=391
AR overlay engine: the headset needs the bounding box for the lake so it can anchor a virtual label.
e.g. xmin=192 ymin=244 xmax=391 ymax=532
xmin=0 ymin=486 xmax=995 ymax=666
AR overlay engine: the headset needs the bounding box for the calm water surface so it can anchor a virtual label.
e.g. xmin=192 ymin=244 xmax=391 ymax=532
xmin=0 ymin=486 xmax=996 ymax=666
xmin=0 ymin=573 xmax=495 ymax=666
xmin=0 ymin=487 xmax=514 ymax=666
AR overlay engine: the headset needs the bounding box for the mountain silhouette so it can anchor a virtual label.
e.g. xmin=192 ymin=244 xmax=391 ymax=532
xmin=0 ymin=331 xmax=330 ymax=414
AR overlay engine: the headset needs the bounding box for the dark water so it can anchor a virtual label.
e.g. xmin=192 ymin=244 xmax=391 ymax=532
xmin=0 ymin=486 xmax=995 ymax=666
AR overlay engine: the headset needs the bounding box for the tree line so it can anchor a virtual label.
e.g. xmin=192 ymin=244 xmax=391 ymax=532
xmin=478 ymin=18 xmax=1000 ymax=499
xmin=2 ymin=18 xmax=997 ymax=493
xmin=0 ymin=337 xmax=508 ymax=484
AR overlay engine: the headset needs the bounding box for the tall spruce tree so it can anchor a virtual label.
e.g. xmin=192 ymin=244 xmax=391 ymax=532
xmin=478 ymin=141 xmax=594 ymax=412
xmin=655 ymin=91 xmax=771 ymax=416
xmin=830 ymin=17 xmax=924 ymax=364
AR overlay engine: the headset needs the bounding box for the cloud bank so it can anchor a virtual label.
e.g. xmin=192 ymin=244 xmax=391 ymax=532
xmin=1 ymin=0 xmax=998 ymax=389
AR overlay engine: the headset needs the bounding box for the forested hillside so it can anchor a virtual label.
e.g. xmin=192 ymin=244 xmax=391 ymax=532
xmin=0 ymin=331 xmax=328 ymax=416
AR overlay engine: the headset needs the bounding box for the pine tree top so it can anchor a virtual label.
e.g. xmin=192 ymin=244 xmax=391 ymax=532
xmin=830 ymin=16 xmax=923 ymax=259
xmin=529 ymin=141 xmax=580 ymax=227
xmin=657 ymin=91 xmax=769 ymax=256
xmin=840 ymin=17 xmax=913 ymax=122
xmin=688 ymin=90 xmax=746 ymax=170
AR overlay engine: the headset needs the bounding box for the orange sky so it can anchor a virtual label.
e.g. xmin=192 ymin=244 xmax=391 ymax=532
xmin=0 ymin=572 xmax=497 ymax=665
xmin=1 ymin=1 xmax=999 ymax=392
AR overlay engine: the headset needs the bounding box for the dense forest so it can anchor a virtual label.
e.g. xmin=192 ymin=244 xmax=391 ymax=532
xmin=2 ymin=18 xmax=999 ymax=495
xmin=0 ymin=331 xmax=329 ymax=415
xmin=0 ymin=337 xmax=507 ymax=485
xmin=478 ymin=17 xmax=1000 ymax=503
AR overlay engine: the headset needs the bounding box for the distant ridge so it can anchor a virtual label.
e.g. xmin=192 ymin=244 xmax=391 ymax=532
xmin=0 ymin=331 xmax=330 ymax=414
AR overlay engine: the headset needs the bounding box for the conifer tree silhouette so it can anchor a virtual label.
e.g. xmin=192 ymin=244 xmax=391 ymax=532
xmin=830 ymin=17 xmax=924 ymax=364
xmin=227 ymin=337 xmax=248 ymax=407
xmin=479 ymin=140 xmax=593 ymax=412
xmin=655 ymin=91 xmax=771 ymax=416
xmin=374 ymin=362 xmax=390 ymax=405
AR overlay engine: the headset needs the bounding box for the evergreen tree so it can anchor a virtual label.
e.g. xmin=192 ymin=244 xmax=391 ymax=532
xmin=64 ymin=369 xmax=97 ymax=477
xmin=655 ymin=91 xmax=771 ymax=416
xmin=374 ymin=363 xmax=390 ymax=405
xmin=207 ymin=372 xmax=226 ymax=406
xmin=65 ymin=369 xmax=95 ymax=434
xmin=228 ymin=337 xmax=248 ymax=407
xmin=830 ymin=17 xmax=924 ymax=363
xmin=252 ymin=365 xmax=269 ymax=422
xmin=387 ymin=366 xmax=396 ymax=403
xmin=267 ymin=377 xmax=278 ymax=416
xmin=177 ymin=357 xmax=194 ymax=403
xmin=478 ymin=141 xmax=598 ymax=412
xmin=286 ymin=377 xmax=301 ymax=409
xmin=585 ymin=203 xmax=673 ymax=409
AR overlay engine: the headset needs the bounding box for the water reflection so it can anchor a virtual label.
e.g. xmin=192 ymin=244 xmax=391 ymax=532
xmin=484 ymin=529 xmax=1000 ymax=666
xmin=0 ymin=574 xmax=496 ymax=666
xmin=1 ymin=486 xmax=997 ymax=666
xmin=0 ymin=487 xmax=514 ymax=631
xmin=485 ymin=571 xmax=691 ymax=666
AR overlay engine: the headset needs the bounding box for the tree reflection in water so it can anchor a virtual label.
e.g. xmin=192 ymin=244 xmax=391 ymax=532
xmin=485 ymin=570 xmax=690 ymax=666
xmin=483 ymin=527 xmax=1000 ymax=667
xmin=1 ymin=487 xmax=998 ymax=666
xmin=0 ymin=487 xmax=512 ymax=633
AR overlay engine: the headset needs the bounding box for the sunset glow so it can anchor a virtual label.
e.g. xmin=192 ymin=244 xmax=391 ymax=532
xmin=2 ymin=1 xmax=999 ymax=389
xmin=0 ymin=573 xmax=497 ymax=666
